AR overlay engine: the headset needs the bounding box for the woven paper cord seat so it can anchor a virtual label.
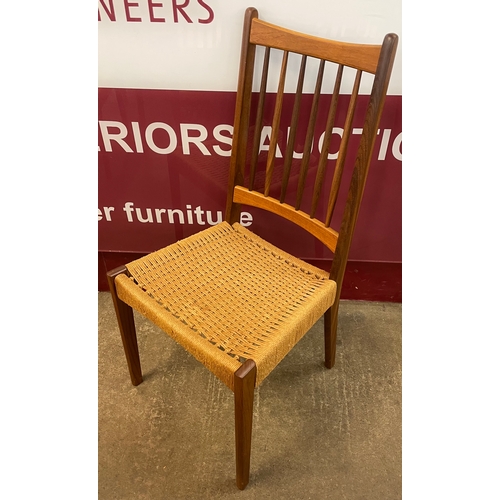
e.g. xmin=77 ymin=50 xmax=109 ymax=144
xmin=115 ymin=222 xmax=336 ymax=389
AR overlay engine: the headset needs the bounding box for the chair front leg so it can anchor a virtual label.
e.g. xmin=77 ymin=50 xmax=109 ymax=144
xmin=234 ymin=359 xmax=257 ymax=490
xmin=324 ymin=298 xmax=340 ymax=369
xmin=107 ymin=266 xmax=143 ymax=386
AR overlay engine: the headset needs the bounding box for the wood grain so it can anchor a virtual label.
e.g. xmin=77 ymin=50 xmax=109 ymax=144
xmin=250 ymin=18 xmax=382 ymax=74
xmin=295 ymin=59 xmax=325 ymax=210
xmin=107 ymin=266 xmax=143 ymax=386
xmin=234 ymin=359 xmax=257 ymax=490
xmin=249 ymin=46 xmax=270 ymax=191
xmin=264 ymin=50 xmax=289 ymax=196
xmin=234 ymin=186 xmax=338 ymax=252
xmin=281 ymin=54 xmax=307 ymax=203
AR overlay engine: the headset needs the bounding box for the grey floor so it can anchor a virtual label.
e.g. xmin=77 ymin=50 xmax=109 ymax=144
xmin=98 ymin=292 xmax=401 ymax=500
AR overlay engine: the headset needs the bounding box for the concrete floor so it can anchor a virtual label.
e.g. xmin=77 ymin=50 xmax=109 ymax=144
xmin=98 ymin=292 xmax=401 ymax=499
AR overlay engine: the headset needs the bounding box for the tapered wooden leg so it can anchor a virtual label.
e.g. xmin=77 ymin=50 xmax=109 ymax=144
xmin=324 ymin=298 xmax=340 ymax=369
xmin=107 ymin=266 xmax=143 ymax=386
xmin=234 ymin=359 xmax=257 ymax=490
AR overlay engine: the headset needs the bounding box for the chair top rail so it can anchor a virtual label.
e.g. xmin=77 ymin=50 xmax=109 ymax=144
xmin=249 ymin=19 xmax=382 ymax=74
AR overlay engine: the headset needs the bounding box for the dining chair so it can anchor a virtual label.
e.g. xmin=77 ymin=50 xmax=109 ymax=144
xmin=106 ymin=7 xmax=398 ymax=490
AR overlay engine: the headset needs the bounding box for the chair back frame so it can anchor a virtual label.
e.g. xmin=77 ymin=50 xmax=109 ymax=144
xmin=225 ymin=7 xmax=398 ymax=294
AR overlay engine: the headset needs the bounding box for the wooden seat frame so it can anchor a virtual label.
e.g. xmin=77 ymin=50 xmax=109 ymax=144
xmin=106 ymin=7 xmax=398 ymax=491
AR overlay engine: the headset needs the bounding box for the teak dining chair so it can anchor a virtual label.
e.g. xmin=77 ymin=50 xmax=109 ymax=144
xmin=107 ymin=7 xmax=398 ymax=490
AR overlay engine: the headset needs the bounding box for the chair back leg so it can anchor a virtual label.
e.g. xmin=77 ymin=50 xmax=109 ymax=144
xmin=234 ymin=359 xmax=257 ymax=490
xmin=324 ymin=298 xmax=340 ymax=369
xmin=107 ymin=266 xmax=143 ymax=386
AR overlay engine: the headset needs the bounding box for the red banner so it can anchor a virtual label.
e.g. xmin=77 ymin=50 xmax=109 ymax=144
xmin=98 ymin=88 xmax=401 ymax=263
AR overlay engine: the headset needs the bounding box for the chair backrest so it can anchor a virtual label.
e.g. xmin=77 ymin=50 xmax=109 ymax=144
xmin=225 ymin=7 xmax=398 ymax=291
